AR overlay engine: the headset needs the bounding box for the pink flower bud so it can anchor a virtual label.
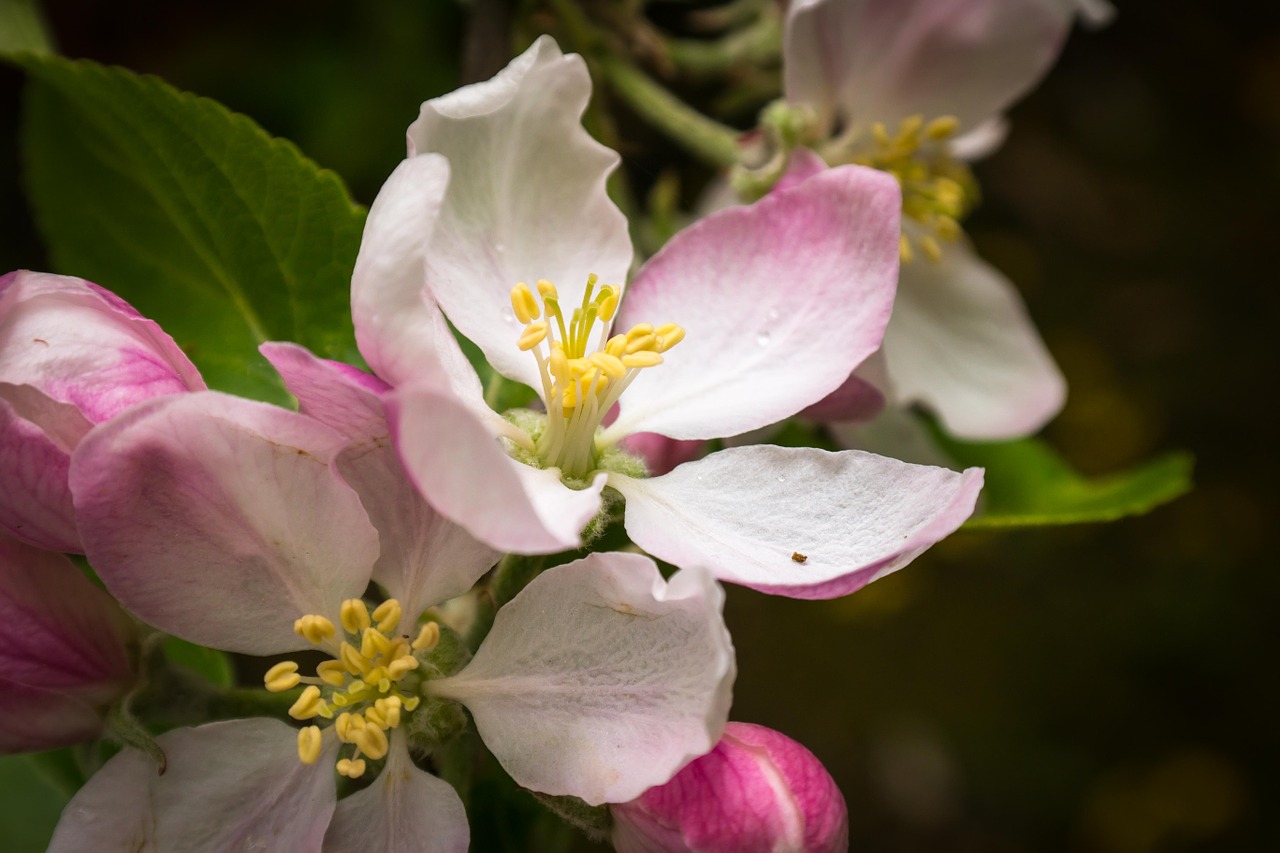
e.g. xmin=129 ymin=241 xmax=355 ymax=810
xmin=0 ymin=270 xmax=204 ymax=551
xmin=612 ymin=722 xmax=848 ymax=853
xmin=0 ymin=532 xmax=136 ymax=753
xmin=620 ymin=432 xmax=706 ymax=476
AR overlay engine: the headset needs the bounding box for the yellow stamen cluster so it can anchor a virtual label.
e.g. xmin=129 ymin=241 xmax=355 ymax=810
xmin=264 ymin=598 xmax=441 ymax=779
xmin=510 ymin=274 xmax=684 ymax=478
xmin=849 ymin=114 xmax=978 ymax=264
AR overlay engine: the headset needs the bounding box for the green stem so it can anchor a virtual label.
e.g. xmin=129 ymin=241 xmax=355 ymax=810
xmin=663 ymin=13 xmax=781 ymax=78
xmin=597 ymin=54 xmax=743 ymax=168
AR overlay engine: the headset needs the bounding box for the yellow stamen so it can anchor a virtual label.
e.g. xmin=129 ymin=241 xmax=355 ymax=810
xmin=371 ymin=600 xmax=401 ymax=635
xmin=925 ymin=115 xmax=959 ymax=140
xmin=297 ymin=726 xmax=323 ymax=765
xmin=411 ymin=622 xmax=440 ymax=652
xmin=339 ymin=599 xmax=371 ymax=635
xmin=510 ymin=282 xmax=541 ymax=324
xmin=354 ymin=724 xmax=390 ymax=761
xmin=336 ymin=757 xmax=367 ymax=779
xmin=316 ymin=660 xmax=348 ymax=687
xmin=621 ymin=351 xmax=663 ymax=369
xmin=919 ymin=235 xmax=943 ymax=264
xmin=264 ymin=661 xmax=301 ymax=692
xmin=518 ymin=321 xmax=549 ymax=351
xmin=289 ymin=685 xmax=324 ymax=720
xmin=293 ymin=615 xmax=335 ymax=645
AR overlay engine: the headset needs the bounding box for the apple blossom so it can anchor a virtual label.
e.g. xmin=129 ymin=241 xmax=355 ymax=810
xmin=766 ymin=0 xmax=1112 ymax=439
xmin=350 ymin=36 xmax=983 ymax=599
xmin=0 ymin=530 xmax=136 ymax=754
xmin=60 ymin=387 xmax=735 ymax=849
xmin=612 ymin=723 xmax=848 ymax=853
xmin=0 ymin=270 xmax=204 ymax=552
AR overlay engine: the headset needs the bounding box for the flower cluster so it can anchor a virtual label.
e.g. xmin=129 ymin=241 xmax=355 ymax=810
xmin=0 ymin=1 xmax=1114 ymax=850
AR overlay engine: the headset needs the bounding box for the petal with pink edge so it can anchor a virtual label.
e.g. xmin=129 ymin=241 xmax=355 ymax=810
xmin=607 ymin=166 xmax=900 ymax=442
xmin=409 ymin=35 xmax=632 ymax=391
xmin=47 ymin=718 xmax=338 ymax=853
xmin=323 ymin=732 xmax=469 ymax=853
xmin=0 ymin=397 xmax=80 ymax=551
xmin=70 ymin=392 xmax=379 ymax=655
xmin=883 ymin=237 xmax=1066 ymax=439
xmin=389 ymin=382 xmax=606 ymax=555
xmin=429 ymin=554 xmax=735 ymax=805
xmin=785 ymin=0 xmax=1074 ymax=135
xmin=0 ymin=270 xmax=204 ymax=423
xmin=264 ymin=343 xmax=500 ymax=620
xmin=613 ymin=445 xmax=983 ymax=599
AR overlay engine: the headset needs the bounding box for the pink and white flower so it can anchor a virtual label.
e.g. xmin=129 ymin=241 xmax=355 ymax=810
xmin=60 ymin=386 xmax=735 ymax=849
xmin=773 ymin=0 xmax=1109 ymax=440
xmin=0 ymin=270 xmax=204 ymax=552
xmin=0 ymin=530 xmax=136 ymax=754
xmin=353 ymin=36 xmax=983 ymax=599
xmin=612 ymin=722 xmax=848 ymax=853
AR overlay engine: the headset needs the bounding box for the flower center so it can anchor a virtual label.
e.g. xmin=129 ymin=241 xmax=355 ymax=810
xmin=509 ymin=274 xmax=684 ymax=479
xmin=264 ymin=598 xmax=439 ymax=779
xmin=836 ymin=114 xmax=979 ymax=264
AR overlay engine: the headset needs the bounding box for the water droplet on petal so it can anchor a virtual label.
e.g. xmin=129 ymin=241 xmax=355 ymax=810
xmin=501 ymin=307 xmax=516 ymax=325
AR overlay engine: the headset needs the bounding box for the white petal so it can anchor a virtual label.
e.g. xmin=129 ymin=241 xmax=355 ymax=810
xmin=323 ymin=732 xmax=468 ymax=853
xmin=48 ymin=718 xmax=337 ymax=853
xmin=785 ymin=0 xmax=1074 ymax=134
xmin=351 ymin=154 xmax=489 ymax=418
xmin=430 ymin=554 xmax=735 ymax=805
xmin=883 ymin=238 xmax=1066 ymax=439
xmin=70 ymin=392 xmax=379 ymax=655
xmin=613 ymin=446 xmax=983 ymax=599
xmin=607 ymin=165 xmax=901 ymax=442
xmin=389 ymin=382 xmax=607 ymax=554
xmin=410 ymin=35 xmax=633 ymax=390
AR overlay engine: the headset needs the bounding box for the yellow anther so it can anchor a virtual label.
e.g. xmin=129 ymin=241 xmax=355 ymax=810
xmin=335 ymin=712 xmax=358 ymax=742
xmin=289 ymin=685 xmax=324 ymax=720
xmin=403 ymin=696 xmax=421 ymax=712
xmin=316 ymin=660 xmax=348 ymax=687
xmin=919 ymin=235 xmax=943 ymax=263
xmin=387 ymin=655 xmax=420 ymax=679
xmin=925 ymin=115 xmax=960 ymax=140
xmin=899 ymin=235 xmax=913 ymax=264
xmin=340 ymin=642 xmax=370 ymax=676
xmin=411 ymin=622 xmax=440 ymax=652
xmin=624 ymin=333 xmax=657 ymax=354
xmin=655 ymin=324 xmax=685 ymax=352
xmin=293 ymin=615 xmax=336 ymax=645
xmin=263 ymin=661 xmax=301 ymax=692
xmin=340 ymin=599 xmax=371 ymax=635
xmin=510 ymin=283 xmax=541 ymax=324
xmin=354 ymin=723 xmax=390 ymax=760
xmin=597 ymin=286 xmax=620 ymax=322
xmin=330 ymin=692 xmax=350 ymax=708
xmin=589 ymin=352 xmax=626 ymax=379
xmin=372 ymin=600 xmax=402 ymax=635
xmin=626 ymin=324 xmax=655 ymax=341
xmin=361 ymin=627 xmax=392 ymax=660
xmin=365 ymin=705 xmax=388 ymax=729
xmin=297 ymin=726 xmax=323 ymax=765
xmin=518 ymin=320 xmax=549 ymax=351
xmin=898 ymin=114 xmax=924 ymax=141
xmin=548 ymin=346 xmax=570 ymax=385
xmin=934 ymin=215 xmax=961 ymax=242
xmin=337 ymin=758 xmax=367 ymax=779
xmin=377 ymin=697 xmax=403 ymax=728
xmin=873 ymin=122 xmax=890 ymax=146
xmin=605 ymin=334 xmax=627 ymax=358
xmin=364 ymin=665 xmax=389 ymax=687
xmin=621 ymin=351 xmax=664 ymax=369
xmin=536 ymin=278 xmax=558 ymax=299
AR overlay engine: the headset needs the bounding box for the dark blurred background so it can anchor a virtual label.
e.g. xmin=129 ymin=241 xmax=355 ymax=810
xmin=1 ymin=1 xmax=1276 ymax=850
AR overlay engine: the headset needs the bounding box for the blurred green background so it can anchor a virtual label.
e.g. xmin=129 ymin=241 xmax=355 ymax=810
xmin=1 ymin=0 xmax=1275 ymax=850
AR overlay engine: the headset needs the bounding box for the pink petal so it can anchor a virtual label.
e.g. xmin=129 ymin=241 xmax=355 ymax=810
xmin=607 ymin=165 xmax=900 ymax=442
xmin=613 ymin=445 xmax=983 ymax=599
xmin=388 ymin=382 xmax=607 ymax=554
xmin=619 ymin=432 xmax=707 ymax=477
xmin=883 ymin=237 xmax=1066 ymax=439
xmin=70 ymin=392 xmax=379 ymax=655
xmin=48 ymin=719 xmax=338 ymax=853
xmin=264 ymin=342 xmax=500 ymax=621
xmin=0 ymin=397 xmax=80 ymax=551
xmin=323 ymin=732 xmax=468 ymax=853
xmin=0 ymin=680 xmax=107 ymax=754
xmin=409 ymin=36 xmax=633 ymax=391
xmin=612 ymin=722 xmax=848 ymax=853
xmin=429 ymin=554 xmax=735 ymax=805
xmin=785 ymin=0 xmax=1076 ymax=135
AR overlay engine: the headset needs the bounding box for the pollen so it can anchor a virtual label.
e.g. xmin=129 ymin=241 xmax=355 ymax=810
xmin=508 ymin=274 xmax=685 ymax=478
xmin=849 ymin=114 xmax=979 ymax=264
xmin=265 ymin=598 xmax=431 ymax=779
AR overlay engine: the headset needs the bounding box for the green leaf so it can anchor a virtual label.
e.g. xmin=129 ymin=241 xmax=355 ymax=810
xmin=0 ymin=0 xmax=54 ymax=57
xmin=161 ymin=637 xmax=234 ymax=688
xmin=939 ymin=436 xmax=1194 ymax=528
xmin=0 ymin=752 xmax=72 ymax=851
xmin=17 ymin=55 xmax=367 ymax=404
